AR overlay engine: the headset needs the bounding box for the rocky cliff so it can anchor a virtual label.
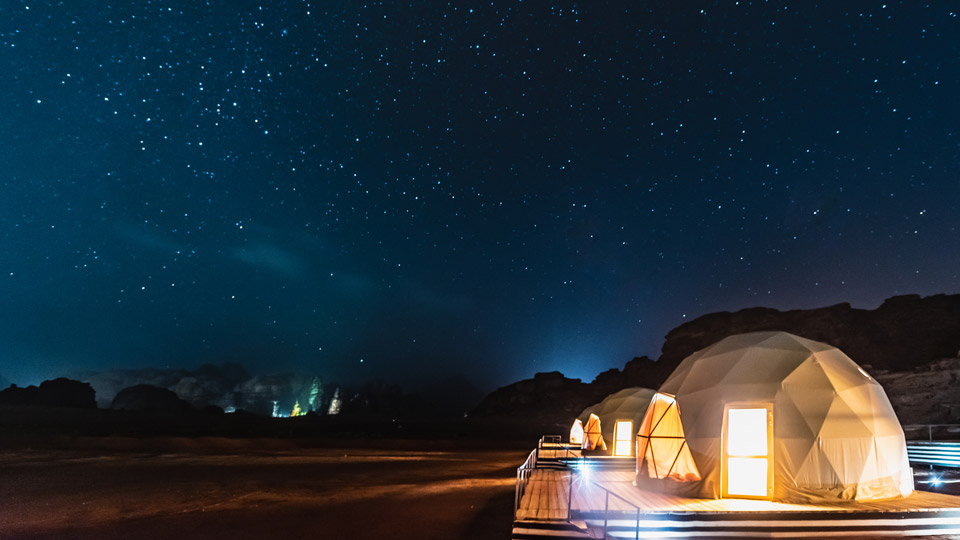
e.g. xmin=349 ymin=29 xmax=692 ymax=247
xmin=473 ymin=293 xmax=960 ymax=427
xmin=660 ymin=294 xmax=960 ymax=373
xmin=471 ymin=356 xmax=664 ymax=429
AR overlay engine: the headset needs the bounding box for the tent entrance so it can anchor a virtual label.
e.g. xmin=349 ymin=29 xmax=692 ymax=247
xmin=722 ymin=404 xmax=773 ymax=499
xmin=612 ymin=420 xmax=633 ymax=456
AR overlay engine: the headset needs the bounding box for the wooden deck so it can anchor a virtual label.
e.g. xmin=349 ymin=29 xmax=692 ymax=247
xmin=521 ymin=468 xmax=960 ymax=514
xmin=516 ymin=468 xmax=960 ymax=538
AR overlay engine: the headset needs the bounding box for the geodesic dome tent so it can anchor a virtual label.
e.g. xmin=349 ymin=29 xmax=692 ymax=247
xmin=582 ymin=413 xmax=606 ymax=451
xmin=636 ymin=331 xmax=913 ymax=503
xmin=578 ymin=387 xmax=656 ymax=455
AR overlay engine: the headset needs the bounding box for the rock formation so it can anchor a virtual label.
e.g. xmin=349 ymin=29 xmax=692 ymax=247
xmin=0 ymin=378 xmax=96 ymax=409
xmin=111 ymin=384 xmax=193 ymax=413
xmin=473 ymin=294 xmax=960 ymax=427
xmin=660 ymin=294 xmax=960 ymax=373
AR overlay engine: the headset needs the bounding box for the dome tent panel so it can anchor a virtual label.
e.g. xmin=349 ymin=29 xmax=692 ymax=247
xmin=569 ymin=418 xmax=584 ymax=445
xmin=637 ymin=393 xmax=701 ymax=484
xmin=582 ymin=413 xmax=606 ymax=451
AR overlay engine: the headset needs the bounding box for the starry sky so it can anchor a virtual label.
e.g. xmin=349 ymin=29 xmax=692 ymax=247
xmin=1 ymin=1 xmax=958 ymax=391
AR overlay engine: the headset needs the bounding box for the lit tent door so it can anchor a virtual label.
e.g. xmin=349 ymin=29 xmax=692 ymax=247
xmin=613 ymin=420 xmax=633 ymax=457
xmin=723 ymin=405 xmax=773 ymax=498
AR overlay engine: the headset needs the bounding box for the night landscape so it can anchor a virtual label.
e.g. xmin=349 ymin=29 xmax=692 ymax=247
xmin=2 ymin=1 xmax=960 ymax=539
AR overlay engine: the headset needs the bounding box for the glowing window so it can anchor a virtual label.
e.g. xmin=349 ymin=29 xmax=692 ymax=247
xmin=726 ymin=408 xmax=768 ymax=457
xmin=613 ymin=420 xmax=633 ymax=456
xmin=727 ymin=457 xmax=768 ymax=497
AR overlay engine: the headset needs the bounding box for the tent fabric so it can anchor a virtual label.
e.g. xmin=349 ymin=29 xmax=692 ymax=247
xmin=570 ymin=418 xmax=584 ymax=445
xmin=578 ymin=387 xmax=656 ymax=452
xmin=636 ymin=331 xmax=913 ymax=502
xmin=582 ymin=413 xmax=607 ymax=451
xmin=637 ymin=392 xmax=702 ymax=482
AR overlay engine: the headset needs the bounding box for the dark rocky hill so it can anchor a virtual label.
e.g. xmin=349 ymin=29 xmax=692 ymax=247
xmin=660 ymin=294 xmax=960 ymax=372
xmin=471 ymin=356 xmax=663 ymax=431
xmin=0 ymin=378 xmax=96 ymax=409
xmin=473 ymin=293 xmax=960 ymax=426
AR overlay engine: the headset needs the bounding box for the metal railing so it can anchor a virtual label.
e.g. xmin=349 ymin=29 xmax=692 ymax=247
xmin=536 ymin=434 xmax=579 ymax=462
xmin=595 ymin=482 xmax=644 ymax=540
xmin=514 ymin=448 xmax=538 ymax=519
xmin=907 ymin=441 xmax=960 ymax=468
xmin=514 ymin=437 xmax=580 ymax=520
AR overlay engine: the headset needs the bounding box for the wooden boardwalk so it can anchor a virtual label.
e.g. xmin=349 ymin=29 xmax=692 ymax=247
xmin=521 ymin=468 xmax=960 ymax=515
xmin=516 ymin=468 xmax=960 ymax=538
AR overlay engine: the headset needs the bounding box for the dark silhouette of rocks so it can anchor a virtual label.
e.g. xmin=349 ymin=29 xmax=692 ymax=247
xmin=472 ymin=356 xmax=668 ymax=428
xmin=341 ymin=380 xmax=429 ymax=416
xmin=111 ymin=384 xmax=194 ymax=413
xmin=77 ymin=362 xmax=250 ymax=409
xmin=875 ymin=355 xmax=960 ymax=425
xmin=474 ymin=293 xmax=960 ymax=426
xmin=660 ymin=294 xmax=960 ymax=373
xmin=416 ymin=375 xmax=486 ymax=417
xmin=0 ymin=378 xmax=96 ymax=408
xmin=37 ymin=378 xmax=97 ymax=408
xmin=471 ymin=371 xmax=590 ymax=425
xmin=0 ymin=384 xmax=39 ymax=405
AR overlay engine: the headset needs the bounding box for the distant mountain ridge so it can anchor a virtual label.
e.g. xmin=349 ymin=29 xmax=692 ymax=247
xmin=473 ymin=293 xmax=960 ymax=428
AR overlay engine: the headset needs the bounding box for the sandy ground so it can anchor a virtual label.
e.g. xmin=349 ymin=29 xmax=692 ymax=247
xmin=4 ymin=439 xmax=960 ymax=540
xmin=0 ymin=440 xmax=528 ymax=540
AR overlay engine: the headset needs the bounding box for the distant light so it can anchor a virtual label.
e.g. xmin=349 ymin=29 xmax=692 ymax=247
xmin=931 ymin=476 xmax=942 ymax=486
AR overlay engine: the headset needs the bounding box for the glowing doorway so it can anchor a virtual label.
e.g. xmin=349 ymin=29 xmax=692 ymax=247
xmin=612 ymin=420 xmax=633 ymax=456
xmin=723 ymin=405 xmax=773 ymax=498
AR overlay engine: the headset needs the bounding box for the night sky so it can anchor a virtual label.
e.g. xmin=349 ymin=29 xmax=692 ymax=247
xmin=1 ymin=1 xmax=958 ymax=390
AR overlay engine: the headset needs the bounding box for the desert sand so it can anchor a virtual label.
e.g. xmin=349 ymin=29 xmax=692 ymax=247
xmin=0 ymin=438 xmax=527 ymax=540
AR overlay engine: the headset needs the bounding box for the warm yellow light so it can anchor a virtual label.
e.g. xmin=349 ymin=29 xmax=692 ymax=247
xmin=613 ymin=420 xmax=633 ymax=456
xmin=727 ymin=457 xmax=768 ymax=497
xmin=727 ymin=408 xmax=767 ymax=456
xmin=570 ymin=419 xmax=584 ymax=445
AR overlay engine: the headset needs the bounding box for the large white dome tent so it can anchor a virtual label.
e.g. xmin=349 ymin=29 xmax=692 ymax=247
xmin=636 ymin=331 xmax=913 ymax=502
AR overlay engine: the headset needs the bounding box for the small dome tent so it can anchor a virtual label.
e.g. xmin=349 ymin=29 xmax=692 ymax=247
xmin=582 ymin=413 xmax=606 ymax=451
xmin=579 ymin=387 xmax=656 ymax=456
xmin=636 ymin=331 xmax=913 ymax=502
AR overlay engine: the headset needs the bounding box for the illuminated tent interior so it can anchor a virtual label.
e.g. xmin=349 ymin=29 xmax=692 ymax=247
xmin=637 ymin=392 xmax=701 ymax=481
xmin=636 ymin=331 xmax=914 ymax=503
xmin=569 ymin=418 xmax=584 ymax=445
xmin=582 ymin=413 xmax=606 ymax=451
xmin=577 ymin=387 xmax=656 ymax=456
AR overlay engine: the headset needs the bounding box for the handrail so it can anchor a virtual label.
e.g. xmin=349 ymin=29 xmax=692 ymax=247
xmin=907 ymin=441 xmax=960 ymax=468
xmin=514 ymin=449 xmax=539 ymax=520
xmin=594 ymin=481 xmax=644 ymax=540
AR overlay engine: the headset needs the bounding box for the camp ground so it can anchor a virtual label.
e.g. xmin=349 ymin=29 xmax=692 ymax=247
xmin=512 ymin=332 xmax=960 ymax=538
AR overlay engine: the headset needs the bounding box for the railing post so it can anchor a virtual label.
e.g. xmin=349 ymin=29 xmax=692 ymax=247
xmin=567 ymin=470 xmax=574 ymax=520
xmin=514 ymin=468 xmax=520 ymax=519
xmin=929 ymin=424 xmax=933 ymax=441
xmin=603 ymin=490 xmax=609 ymax=539
xmin=635 ymin=507 xmax=641 ymax=540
